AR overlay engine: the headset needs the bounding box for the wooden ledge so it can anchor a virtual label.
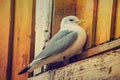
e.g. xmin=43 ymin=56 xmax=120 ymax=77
xmin=29 ymin=48 xmax=120 ymax=80
xmin=78 ymin=38 xmax=120 ymax=60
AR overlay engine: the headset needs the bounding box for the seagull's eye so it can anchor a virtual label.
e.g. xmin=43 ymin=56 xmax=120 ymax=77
xmin=69 ymin=19 xmax=74 ymax=21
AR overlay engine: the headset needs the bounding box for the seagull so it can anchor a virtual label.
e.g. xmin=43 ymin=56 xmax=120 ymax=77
xmin=18 ymin=15 xmax=86 ymax=75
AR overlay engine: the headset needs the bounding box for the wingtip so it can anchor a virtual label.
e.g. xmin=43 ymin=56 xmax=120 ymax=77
xmin=18 ymin=66 xmax=30 ymax=75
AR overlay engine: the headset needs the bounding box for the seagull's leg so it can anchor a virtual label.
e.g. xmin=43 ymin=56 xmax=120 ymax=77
xmin=40 ymin=66 xmax=44 ymax=73
xmin=41 ymin=46 xmax=47 ymax=72
xmin=37 ymin=65 xmax=46 ymax=75
xmin=45 ymin=64 xmax=51 ymax=71
xmin=34 ymin=66 xmax=45 ymax=76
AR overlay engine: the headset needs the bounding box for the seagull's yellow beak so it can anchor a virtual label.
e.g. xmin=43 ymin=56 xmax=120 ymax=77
xmin=76 ymin=19 xmax=85 ymax=25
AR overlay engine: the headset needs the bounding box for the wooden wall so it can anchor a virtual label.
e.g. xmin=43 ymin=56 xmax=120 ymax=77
xmin=52 ymin=0 xmax=76 ymax=35
xmin=53 ymin=0 xmax=120 ymax=49
xmin=51 ymin=0 xmax=120 ymax=64
xmin=0 ymin=0 xmax=120 ymax=80
xmin=0 ymin=0 xmax=11 ymax=80
xmin=0 ymin=0 xmax=35 ymax=80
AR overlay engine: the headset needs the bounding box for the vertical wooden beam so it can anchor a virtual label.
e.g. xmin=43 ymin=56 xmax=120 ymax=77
xmin=76 ymin=0 xmax=97 ymax=49
xmin=110 ymin=0 xmax=117 ymax=40
xmin=7 ymin=0 xmax=15 ymax=79
xmin=0 ymin=0 xmax=11 ymax=80
xmin=52 ymin=0 xmax=76 ymax=36
xmin=29 ymin=0 xmax=36 ymax=77
xmin=114 ymin=0 xmax=120 ymax=38
xmin=34 ymin=0 xmax=53 ymax=75
xmin=11 ymin=0 xmax=34 ymax=80
xmin=95 ymin=0 xmax=114 ymax=45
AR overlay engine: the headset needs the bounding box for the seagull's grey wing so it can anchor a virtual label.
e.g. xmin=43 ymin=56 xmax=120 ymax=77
xmin=32 ymin=30 xmax=78 ymax=64
xmin=48 ymin=30 xmax=71 ymax=44
xmin=41 ymin=30 xmax=70 ymax=50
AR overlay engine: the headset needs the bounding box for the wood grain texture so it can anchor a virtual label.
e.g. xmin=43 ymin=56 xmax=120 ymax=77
xmin=114 ymin=0 xmax=120 ymax=38
xmin=110 ymin=0 xmax=117 ymax=39
xmin=29 ymin=48 xmax=120 ymax=80
xmin=0 ymin=0 xmax=11 ymax=80
xmin=52 ymin=0 xmax=76 ymax=36
xmin=95 ymin=0 xmax=114 ymax=45
xmin=78 ymin=38 xmax=120 ymax=60
xmin=11 ymin=0 xmax=34 ymax=80
xmin=76 ymin=0 xmax=97 ymax=49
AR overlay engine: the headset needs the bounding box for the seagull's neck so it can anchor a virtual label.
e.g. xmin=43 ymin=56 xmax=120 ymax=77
xmin=60 ymin=24 xmax=84 ymax=33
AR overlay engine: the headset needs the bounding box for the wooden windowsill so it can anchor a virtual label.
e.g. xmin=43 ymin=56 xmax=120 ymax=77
xmin=29 ymin=48 xmax=120 ymax=80
xmin=28 ymin=39 xmax=120 ymax=80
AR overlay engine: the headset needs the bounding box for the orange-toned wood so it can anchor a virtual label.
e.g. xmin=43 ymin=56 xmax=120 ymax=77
xmin=110 ymin=0 xmax=117 ymax=39
xmin=76 ymin=0 xmax=97 ymax=49
xmin=79 ymin=38 xmax=120 ymax=60
xmin=52 ymin=0 xmax=76 ymax=36
xmin=11 ymin=0 xmax=34 ymax=80
xmin=95 ymin=0 xmax=114 ymax=45
xmin=0 ymin=0 xmax=11 ymax=80
xmin=114 ymin=0 xmax=120 ymax=38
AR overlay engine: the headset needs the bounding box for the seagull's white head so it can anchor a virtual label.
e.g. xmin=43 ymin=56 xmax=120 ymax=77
xmin=60 ymin=15 xmax=81 ymax=30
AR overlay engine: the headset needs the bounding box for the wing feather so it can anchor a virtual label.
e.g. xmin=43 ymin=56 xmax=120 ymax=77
xmin=32 ymin=30 xmax=78 ymax=65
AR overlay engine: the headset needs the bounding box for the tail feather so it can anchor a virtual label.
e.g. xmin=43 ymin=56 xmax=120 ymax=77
xmin=18 ymin=66 xmax=30 ymax=75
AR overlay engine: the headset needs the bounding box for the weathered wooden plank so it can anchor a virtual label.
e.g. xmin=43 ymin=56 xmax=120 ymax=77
xmin=11 ymin=0 xmax=34 ymax=80
xmin=52 ymin=0 xmax=76 ymax=36
xmin=0 ymin=0 xmax=11 ymax=80
xmin=78 ymin=38 xmax=120 ymax=60
xmin=76 ymin=0 xmax=97 ymax=49
xmin=34 ymin=0 xmax=53 ymax=75
xmin=114 ymin=0 xmax=120 ymax=38
xmin=29 ymin=48 xmax=120 ymax=80
xmin=28 ymin=72 xmax=51 ymax=80
xmin=95 ymin=0 xmax=114 ymax=45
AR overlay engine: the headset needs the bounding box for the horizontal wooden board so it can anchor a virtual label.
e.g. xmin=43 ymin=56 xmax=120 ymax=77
xmin=78 ymin=38 xmax=120 ymax=60
xmin=29 ymin=48 xmax=120 ymax=80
